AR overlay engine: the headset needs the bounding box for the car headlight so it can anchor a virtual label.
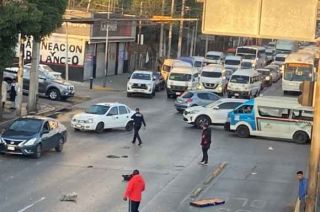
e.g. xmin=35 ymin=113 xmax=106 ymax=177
xmin=22 ymin=138 xmax=37 ymax=146
xmin=87 ymin=118 xmax=93 ymax=123
xmin=197 ymin=83 xmax=204 ymax=90
xmin=128 ymin=82 xmax=133 ymax=86
xmin=265 ymin=76 xmax=270 ymax=81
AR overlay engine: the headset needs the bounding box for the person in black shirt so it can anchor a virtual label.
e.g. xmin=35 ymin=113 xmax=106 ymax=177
xmin=131 ymin=108 xmax=146 ymax=145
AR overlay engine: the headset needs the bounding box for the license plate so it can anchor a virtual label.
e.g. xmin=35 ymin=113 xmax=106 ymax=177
xmin=176 ymin=92 xmax=181 ymax=95
xmin=7 ymin=145 xmax=15 ymax=151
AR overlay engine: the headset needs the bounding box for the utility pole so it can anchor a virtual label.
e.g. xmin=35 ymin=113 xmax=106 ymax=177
xmin=189 ymin=23 xmax=195 ymax=56
xmin=138 ymin=1 xmax=143 ymax=68
xmin=159 ymin=0 xmax=165 ymax=58
xmin=103 ymin=0 xmax=111 ymax=87
xmin=16 ymin=34 xmax=25 ymax=117
xmin=177 ymin=0 xmax=185 ymax=57
xmin=305 ymin=56 xmax=320 ymax=211
xmin=27 ymin=39 xmax=40 ymax=113
xmin=167 ymin=0 xmax=175 ymax=58
xmin=193 ymin=20 xmax=198 ymax=56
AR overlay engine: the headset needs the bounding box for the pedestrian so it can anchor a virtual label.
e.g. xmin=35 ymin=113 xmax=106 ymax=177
xmin=296 ymin=171 xmax=308 ymax=212
xmin=1 ymin=80 xmax=8 ymax=109
xmin=9 ymin=79 xmax=17 ymax=109
xmin=199 ymin=123 xmax=211 ymax=166
xmin=131 ymin=108 xmax=146 ymax=145
xmin=123 ymin=169 xmax=145 ymax=212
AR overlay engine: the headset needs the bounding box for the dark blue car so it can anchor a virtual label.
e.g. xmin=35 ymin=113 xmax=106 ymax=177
xmin=0 ymin=116 xmax=67 ymax=158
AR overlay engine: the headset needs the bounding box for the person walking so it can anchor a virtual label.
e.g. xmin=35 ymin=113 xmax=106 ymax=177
xmin=123 ymin=169 xmax=145 ymax=212
xmin=199 ymin=123 xmax=211 ymax=166
xmin=131 ymin=108 xmax=146 ymax=145
xmin=9 ymin=80 xmax=17 ymax=109
xmin=296 ymin=171 xmax=308 ymax=212
xmin=1 ymin=80 xmax=8 ymax=109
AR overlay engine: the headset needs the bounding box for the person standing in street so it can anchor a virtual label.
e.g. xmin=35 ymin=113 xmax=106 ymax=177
xmin=1 ymin=80 xmax=8 ymax=109
xmin=123 ymin=169 xmax=145 ymax=212
xmin=296 ymin=171 xmax=308 ymax=212
xmin=131 ymin=108 xmax=146 ymax=145
xmin=9 ymin=79 xmax=17 ymax=109
xmin=199 ymin=123 xmax=211 ymax=166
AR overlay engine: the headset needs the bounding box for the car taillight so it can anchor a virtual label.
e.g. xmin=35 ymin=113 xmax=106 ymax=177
xmin=186 ymin=98 xmax=192 ymax=103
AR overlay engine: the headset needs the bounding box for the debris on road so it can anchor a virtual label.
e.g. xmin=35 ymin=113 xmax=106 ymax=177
xmin=106 ymin=155 xmax=120 ymax=158
xmin=190 ymin=198 xmax=225 ymax=208
xmin=121 ymin=155 xmax=128 ymax=158
xmin=268 ymin=146 xmax=274 ymax=151
xmin=60 ymin=192 xmax=78 ymax=202
xmin=87 ymin=165 xmax=93 ymax=168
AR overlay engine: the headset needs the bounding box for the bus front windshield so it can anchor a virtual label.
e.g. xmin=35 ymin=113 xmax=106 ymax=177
xmin=284 ymin=63 xmax=313 ymax=81
xmin=236 ymin=47 xmax=257 ymax=56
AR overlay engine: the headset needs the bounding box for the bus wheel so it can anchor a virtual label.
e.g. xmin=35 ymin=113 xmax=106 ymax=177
xmin=236 ymin=125 xmax=250 ymax=138
xmin=293 ymin=131 xmax=309 ymax=144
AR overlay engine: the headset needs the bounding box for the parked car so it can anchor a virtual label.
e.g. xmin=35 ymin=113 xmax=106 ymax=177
xmin=127 ymin=70 xmax=156 ymax=98
xmin=153 ymin=72 xmax=165 ymax=91
xmin=4 ymin=64 xmax=75 ymax=101
xmin=174 ymin=90 xmax=221 ymax=112
xmin=0 ymin=116 xmax=67 ymax=158
xmin=71 ymin=103 xmax=134 ymax=133
xmin=183 ymin=98 xmax=247 ymax=128
xmin=256 ymin=68 xmax=273 ymax=87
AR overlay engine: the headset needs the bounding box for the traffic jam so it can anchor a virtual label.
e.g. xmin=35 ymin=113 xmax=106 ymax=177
xmin=0 ymin=40 xmax=315 ymax=158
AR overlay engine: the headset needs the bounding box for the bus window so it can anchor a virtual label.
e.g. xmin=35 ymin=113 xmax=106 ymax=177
xmin=258 ymin=106 xmax=289 ymax=118
xmin=235 ymin=105 xmax=253 ymax=114
xmin=292 ymin=110 xmax=313 ymax=121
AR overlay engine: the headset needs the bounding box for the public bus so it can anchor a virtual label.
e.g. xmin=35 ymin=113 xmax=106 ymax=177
xmin=236 ymin=46 xmax=266 ymax=69
xmin=226 ymin=96 xmax=313 ymax=144
xmin=282 ymin=47 xmax=317 ymax=94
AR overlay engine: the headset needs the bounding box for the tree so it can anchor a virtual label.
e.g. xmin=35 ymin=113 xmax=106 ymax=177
xmin=26 ymin=0 xmax=67 ymax=112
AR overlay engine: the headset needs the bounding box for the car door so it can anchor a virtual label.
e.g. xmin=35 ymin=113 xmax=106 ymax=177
xmin=118 ymin=106 xmax=131 ymax=127
xmin=105 ymin=106 xmax=120 ymax=128
xmin=196 ymin=92 xmax=211 ymax=105
xmin=38 ymin=71 xmax=49 ymax=95
xmin=214 ymin=102 xmax=243 ymax=123
xmin=40 ymin=121 xmax=55 ymax=150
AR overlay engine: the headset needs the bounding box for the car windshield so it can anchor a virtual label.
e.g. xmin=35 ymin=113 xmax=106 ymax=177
xmin=169 ymin=73 xmax=191 ymax=81
xmin=284 ymin=64 xmax=313 ymax=81
xmin=230 ymin=75 xmax=249 ymax=84
xmin=257 ymin=70 xmax=270 ymax=76
xmin=206 ymin=55 xmax=221 ymax=60
xmin=275 ymin=57 xmax=285 ymax=62
xmin=225 ymin=60 xmax=240 ymax=65
xmin=86 ymin=105 xmax=110 ymax=115
xmin=194 ymin=61 xmax=202 ymax=67
xmin=131 ymin=73 xmax=151 ymax=80
xmin=201 ymin=71 xmax=221 ymax=78
xmin=241 ymin=62 xmax=253 ymax=69
xmin=237 ymin=48 xmax=257 ymax=55
xmin=9 ymin=119 xmax=43 ymax=133
xmin=241 ymin=55 xmax=256 ymax=60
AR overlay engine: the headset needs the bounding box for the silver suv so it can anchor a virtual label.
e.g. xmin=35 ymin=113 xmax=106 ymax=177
xmin=4 ymin=64 xmax=75 ymax=101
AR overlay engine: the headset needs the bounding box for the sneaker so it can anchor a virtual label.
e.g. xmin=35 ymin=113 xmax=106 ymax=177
xmin=198 ymin=161 xmax=204 ymax=165
xmin=200 ymin=162 xmax=205 ymax=165
xmin=202 ymin=163 xmax=208 ymax=166
xmin=138 ymin=142 xmax=142 ymax=146
xmin=132 ymin=141 xmax=135 ymax=144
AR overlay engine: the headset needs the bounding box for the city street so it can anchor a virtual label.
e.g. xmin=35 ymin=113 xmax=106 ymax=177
xmin=0 ymin=81 xmax=309 ymax=212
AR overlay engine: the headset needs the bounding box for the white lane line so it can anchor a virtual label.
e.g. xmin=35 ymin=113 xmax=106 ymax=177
xmin=17 ymin=197 xmax=46 ymax=212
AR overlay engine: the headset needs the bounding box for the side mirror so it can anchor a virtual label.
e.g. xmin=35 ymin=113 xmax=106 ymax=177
xmin=153 ymin=76 xmax=156 ymax=81
xmin=213 ymin=106 xmax=219 ymax=110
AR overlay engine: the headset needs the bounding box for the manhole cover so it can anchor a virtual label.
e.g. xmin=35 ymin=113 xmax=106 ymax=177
xmin=106 ymin=155 xmax=120 ymax=158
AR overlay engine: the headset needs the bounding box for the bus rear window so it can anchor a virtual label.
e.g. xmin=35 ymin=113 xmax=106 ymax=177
xmin=258 ymin=106 xmax=289 ymax=118
xmin=292 ymin=110 xmax=313 ymax=121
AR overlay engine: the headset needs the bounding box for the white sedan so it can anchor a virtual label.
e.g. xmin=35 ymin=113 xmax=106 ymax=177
xmin=183 ymin=98 xmax=247 ymax=128
xmin=71 ymin=103 xmax=135 ymax=133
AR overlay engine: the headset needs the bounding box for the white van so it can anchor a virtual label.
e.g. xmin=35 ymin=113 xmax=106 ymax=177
xmin=224 ymin=55 xmax=242 ymax=72
xmin=205 ymin=51 xmax=225 ymax=65
xmin=166 ymin=67 xmax=199 ymax=98
xmin=199 ymin=64 xmax=232 ymax=95
xmin=236 ymin=46 xmax=266 ymax=68
xmin=161 ymin=59 xmax=192 ymax=81
xmin=227 ymin=69 xmax=262 ymax=99
xmin=192 ymin=56 xmax=206 ymax=72
xmin=273 ymin=53 xmax=288 ymax=66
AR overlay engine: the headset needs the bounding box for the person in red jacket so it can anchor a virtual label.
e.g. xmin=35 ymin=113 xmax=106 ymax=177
xmin=123 ymin=169 xmax=145 ymax=212
xmin=199 ymin=123 xmax=211 ymax=165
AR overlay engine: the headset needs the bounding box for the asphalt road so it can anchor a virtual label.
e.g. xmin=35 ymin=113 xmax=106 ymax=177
xmin=0 ymin=81 xmax=309 ymax=212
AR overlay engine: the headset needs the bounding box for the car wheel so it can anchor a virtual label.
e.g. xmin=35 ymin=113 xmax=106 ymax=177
xmin=176 ymin=108 xmax=184 ymax=113
xmin=55 ymin=138 xmax=64 ymax=152
xmin=227 ymin=92 xmax=232 ymax=98
xmin=167 ymin=93 xmax=172 ymax=99
xmin=95 ymin=122 xmax=104 ymax=133
xmin=74 ymin=128 xmax=80 ymax=132
xmin=236 ymin=125 xmax=250 ymax=138
xmin=33 ymin=144 xmax=42 ymax=159
xmin=195 ymin=115 xmax=211 ymax=128
xmin=293 ymin=131 xmax=309 ymax=144
xmin=127 ymin=92 xmax=131 ymax=97
xmin=48 ymin=88 xmax=61 ymax=101
xmin=125 ymin=121 xmax=133 ymax=131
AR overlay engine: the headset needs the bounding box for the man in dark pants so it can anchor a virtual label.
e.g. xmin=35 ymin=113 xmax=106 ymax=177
xmin=123 ymin=169 xmax=145 ymax=212
xmin=199 ymin=123 xmax=211 ymax=166
xmin=131 ymin=108 xmax=146 ymax=145
xmin=296 ymin=170 xmax=308 ymax=212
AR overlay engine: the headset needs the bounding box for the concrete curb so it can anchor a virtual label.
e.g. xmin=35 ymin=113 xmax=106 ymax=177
xmin=190 ymin=161 xmax=228 ymax=198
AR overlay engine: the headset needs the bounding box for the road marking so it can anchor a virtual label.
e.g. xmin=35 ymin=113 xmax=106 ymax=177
xmin=17 ymin=197 xmax=46 ymax=212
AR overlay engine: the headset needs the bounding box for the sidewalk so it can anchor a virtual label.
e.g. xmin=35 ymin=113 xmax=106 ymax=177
xmin=71 ymin=73 xmax=130 ymax=93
